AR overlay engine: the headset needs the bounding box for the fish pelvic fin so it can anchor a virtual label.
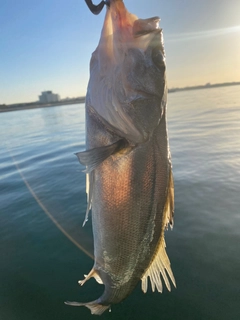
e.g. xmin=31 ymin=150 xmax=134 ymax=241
xmin=64 ymin=301 xmax=110 ymax=315
xmin=141 ymin=167 xmax=175 ymax=293
xmin=75 ymin=139 xmax=128 ymax=173
xmin=82 ymin=172 xmax=94 ymax=226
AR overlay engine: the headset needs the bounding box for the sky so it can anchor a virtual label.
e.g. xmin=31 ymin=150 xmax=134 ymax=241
xmin=0 ymin=0 xmax=240 ymax=104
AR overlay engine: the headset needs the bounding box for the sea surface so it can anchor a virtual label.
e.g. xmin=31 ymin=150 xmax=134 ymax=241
xmin=1 ymin=85 xmax=240 ymax=320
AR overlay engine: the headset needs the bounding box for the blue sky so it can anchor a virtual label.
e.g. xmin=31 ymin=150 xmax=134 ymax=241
xmin=1 ymin=0 xmax=240 ymax=104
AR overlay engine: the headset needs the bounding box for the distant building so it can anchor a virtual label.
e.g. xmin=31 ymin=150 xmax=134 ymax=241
xmin=39 ymin=91 xmax=60 ymax=103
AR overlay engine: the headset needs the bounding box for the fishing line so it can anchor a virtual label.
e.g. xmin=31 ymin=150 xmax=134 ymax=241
xmin=7 ymin=147 xmax=94 ymax=261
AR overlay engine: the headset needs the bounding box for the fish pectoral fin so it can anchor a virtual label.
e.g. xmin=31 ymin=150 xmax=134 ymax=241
xmin=80 ymin=139 xmax=128 ymax=226
xmin=65 ymin=301 xmax=110 ymax=315
xmin=78 ymin=268 xmax=103 ymax=286
xmin=141 ymin=238 xmax=176 ymax=293
xmin=75 ymin=139 xmax=128 ymax=173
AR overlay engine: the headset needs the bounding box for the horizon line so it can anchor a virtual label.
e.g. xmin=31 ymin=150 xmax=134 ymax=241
xmin=1 ymin=81 xmax=240 ymax=107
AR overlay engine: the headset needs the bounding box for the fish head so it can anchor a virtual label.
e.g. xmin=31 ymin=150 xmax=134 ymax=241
xmin=88 ymin=0 xmax=167 ymax=143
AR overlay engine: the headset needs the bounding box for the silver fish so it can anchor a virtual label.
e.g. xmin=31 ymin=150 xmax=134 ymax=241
xmin=66 ymin=0 xmax=175 ymax=315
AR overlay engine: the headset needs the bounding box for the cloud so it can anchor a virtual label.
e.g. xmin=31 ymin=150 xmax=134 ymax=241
xmin=166 ymin=25 xmax=240 ymax=42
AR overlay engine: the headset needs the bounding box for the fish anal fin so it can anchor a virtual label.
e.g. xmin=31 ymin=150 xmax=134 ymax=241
xmin=93 ymin=273 xmax=104 ymax=285
xmin=78 ymin=268 xmax=103 ymax=286
xmin=65 ymin=301 xmax=110 ymax=315
xmin=75 ymin=139 xmax=127 ymax=173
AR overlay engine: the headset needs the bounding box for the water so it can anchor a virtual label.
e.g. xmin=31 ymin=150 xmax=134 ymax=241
xmin=1 ymin=86 xmax=240 ymax=320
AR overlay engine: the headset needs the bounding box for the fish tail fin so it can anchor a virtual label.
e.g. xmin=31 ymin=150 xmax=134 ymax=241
xmin=64 ymin=300 xmax=110 ymax=315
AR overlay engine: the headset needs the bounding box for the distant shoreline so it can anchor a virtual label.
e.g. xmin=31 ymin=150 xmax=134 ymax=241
xmin=0 ymin=98 xmax=85 ymax=113
xmin=1 ymin=82 xmax=240 ymax=113
xmin=168 ymin=81 xmax=240 ymax=93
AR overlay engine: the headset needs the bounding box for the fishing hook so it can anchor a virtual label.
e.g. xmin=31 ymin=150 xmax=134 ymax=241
xmin=85 ymin=0 xmax=110 ymax=15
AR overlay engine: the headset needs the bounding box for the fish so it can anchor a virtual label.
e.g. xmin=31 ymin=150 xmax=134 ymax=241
xmin=65 ymin=0 xmax=175 ymax=315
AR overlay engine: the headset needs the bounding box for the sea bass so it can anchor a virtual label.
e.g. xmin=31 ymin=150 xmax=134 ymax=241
xmin=66 ymin=0 xmax=175 ymax=315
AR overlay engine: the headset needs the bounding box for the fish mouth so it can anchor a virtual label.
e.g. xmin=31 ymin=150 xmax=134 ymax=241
xmin=133 ymin=17 xmax=161 ymax=38
xmin=85 ymin=1 xmax=161 ymax=39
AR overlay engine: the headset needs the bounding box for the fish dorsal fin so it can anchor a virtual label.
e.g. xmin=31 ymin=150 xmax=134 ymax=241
xmin=166 ymin=167 xmax=174 ymax=229
xmin=141 ymin=167 xmax=175 ymax=293
xmin=75 ymin=139 xmax=127 ymax=173
xmin=141 ymin=238 xmax=176 ymax=293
